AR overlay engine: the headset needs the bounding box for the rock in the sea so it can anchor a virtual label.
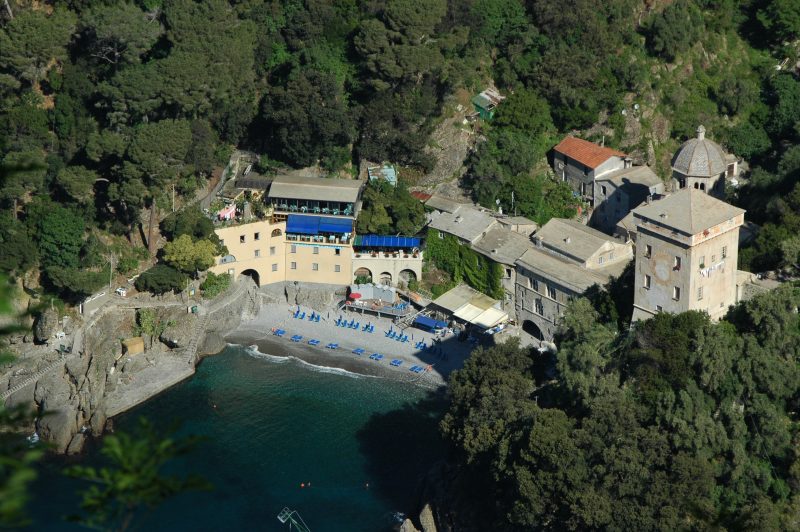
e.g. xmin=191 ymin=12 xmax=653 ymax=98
xmin=38 ymin=407 xmax=78 ymax=453
xmin=419 ymin=504 xmax=437 ymax=532
xmin=34 ymin=307 xmax=60 ymax=344
xmin=66 ymin=432 xmax=86 ymax=455
xmin=89 ymin=408 xmax=107 ymax=437
xmin=400 ymin=519 xmax=422 ymax=532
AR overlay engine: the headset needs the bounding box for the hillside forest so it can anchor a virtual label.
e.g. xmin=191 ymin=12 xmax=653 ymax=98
xmin=1 ymin=1 xmax=800 ymax=529
xmin=0 ymin=0 xmax=799 ymax=304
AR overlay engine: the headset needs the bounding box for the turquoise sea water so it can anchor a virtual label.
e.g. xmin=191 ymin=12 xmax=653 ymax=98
xmin=30 ymin=345 xmax=446 ymax=531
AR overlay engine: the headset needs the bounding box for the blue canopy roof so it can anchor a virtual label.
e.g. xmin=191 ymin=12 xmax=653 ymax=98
xmin=286 ymin=215 xmax=353 ymax=235
xmin=286 ymin=215 xmax=319 ymax=235
xmin=355 ymin=235 xmax=421 ymax=248
xmin=414 ymin=315 xmax=447 ymax=330
xmin=318 ymin=217 xmax=353 ymax=233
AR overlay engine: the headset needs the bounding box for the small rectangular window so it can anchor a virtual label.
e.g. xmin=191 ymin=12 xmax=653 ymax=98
xmin=335 ymin=264 xmax=341 ymax=273
xmin=656 ymin=305 xmax=663 ymax=312
xmin=644 ymin=274 xmax=651 ymax=289
xmin=601 ymin=185 xmax=607 ymax=195
xmin=335 ymin=248 xmax=341 ymax=256
xmin=272 ymin=263 xmax=278 ymax=272
xmin=721 ymin=246 xmax=727 ymax=259
xmin=644 ymin=244 xmax=652 ymax=258
xmin=699 ymin=255 xmax=706 ymax=267
xmin=254 ymin=232 xmax=260 ymax=241
xmin=711 ymin=254 xmax=716 ymax=263
xmin=598 ymin=255 xmax=605 ymax=264
xmin=505 ymin=268 xmax=512 ymax=278
xmin=254 ymin=249 xmax=260 ymax=258
xmin=290 ymin=262 xmax=297 ymax=270
xmin=532 ymin=279 xmax=539 ymax=291
xmin=240 ymin=235 xmax=245 ymax=243
xmin=535 ymin=299 xmax=544 ymax=315
xmin=674 ymin=256 xmax=681 ymax=270
xmin=673 ymin=286 xmax=681 ymax=301
xmin=270 ymin=246 xmax=276 ymax=256
xmin=291 ymin=245 xmax=297 ymax=254
xmin=313 ymin=247 xmax=319 ymax=255
xmin=546 ymin=285 xmax=556 ymax=299
xmin=697 ymin=286 xmax=703 ymax=300
xmin=312 ymin=263 xmax=319 ymax=271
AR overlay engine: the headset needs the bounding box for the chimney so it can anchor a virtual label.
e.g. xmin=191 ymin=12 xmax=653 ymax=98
xmin=535 ymin=236 xmax=543 ymax=248
xmin=697 ymin=125 xmax=706 ymax=141
xmin=455 ymin=215 xmax=463 ymax=222
xmin=646 ymin=194 xmax=652 ymax=204
xmin=564 ymin=237 xmax=571 ymax=244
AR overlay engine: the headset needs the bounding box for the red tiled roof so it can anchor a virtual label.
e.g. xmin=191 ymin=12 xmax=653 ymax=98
xmin=553 ymin=137 xmax=626 ymax=169
xmin=410 ymin=191 xmax=432 ymax=202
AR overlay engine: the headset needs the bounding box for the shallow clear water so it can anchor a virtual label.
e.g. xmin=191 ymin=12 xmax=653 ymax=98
xmin=30 ymin=345 xmax=446 ymax=531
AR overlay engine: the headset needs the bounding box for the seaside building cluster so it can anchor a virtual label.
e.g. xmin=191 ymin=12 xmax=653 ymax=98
xmin=209 ymin=126 xmax=761 ymax=343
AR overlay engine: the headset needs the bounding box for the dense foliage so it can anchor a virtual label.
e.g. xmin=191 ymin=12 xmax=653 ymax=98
xmin=2 ymin=0 xmax=799 ymax=300
xmin=425 ymin=228 xmax=503 ymax=298
xmin=442 ymin=287 xmax=800 ymax=530
xmin=356 ymin=179 xmax=425 ymax=236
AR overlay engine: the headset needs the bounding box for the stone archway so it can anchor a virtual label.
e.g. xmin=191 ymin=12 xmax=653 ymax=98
xmin=522 ymin=320 xmax=544 ymax=341
xmin=354 ymin=267 xmax=372 ymax=283
xmin=271 ymin=228 xmax=282 ymax=237
xmin=240 ymin=268 xmax=260 ymax=287
xmin=399 ymin=269 xmax=417 ymax=284
xmin=379 ymin=272 xmax=392 ymax=285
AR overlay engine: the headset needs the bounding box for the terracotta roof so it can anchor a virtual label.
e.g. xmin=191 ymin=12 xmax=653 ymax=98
xmin=554 ymin=137 xmax=626 ymax=169
xmin=410 ymin=191 xmax=432 ymax=202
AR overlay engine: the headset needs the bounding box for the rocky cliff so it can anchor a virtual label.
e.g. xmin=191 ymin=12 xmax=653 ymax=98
xmin=4 ymin=280 xmax=257 ymax=454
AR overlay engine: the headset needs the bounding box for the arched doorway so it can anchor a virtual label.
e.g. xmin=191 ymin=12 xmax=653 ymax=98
xmin=522 ymin=320 xmax=544 ymax=341
xmin=354 ymin=267 xmax=372 ymax=284
xmin=240 ymin=268 xmax=260 ymax=287
xmin=379 ymin=272 xmax=392 ymax=285
xmin=399 ymin=269 xmax=417 ymax=284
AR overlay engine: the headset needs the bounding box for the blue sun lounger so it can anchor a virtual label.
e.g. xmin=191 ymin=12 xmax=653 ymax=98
xmin=290 ymin=335 xmax=303 ymax=342
xmin=352 ymin=347 xmax=365 ymax=355
xmin=274 ymin=329 xmax=286 ymax=337
xmin=385 ymin=329 xmax=393 ymax=337
xmin=308 ymin=339 xmax=320 ymax=346
xmin=369 ymin=353 xmax=384 ymax=361
xmin=314 ymin=314 xmax=320 ymax=322
xmin=409 ymin=365 xmax=419 ymax=372
xmin=326 ymin=343 xmax=338 ymax=349
xmin=412 ymin=366 xmax=425 ymax=374
xmin=390 ymin=359 xmax=402 ymax=367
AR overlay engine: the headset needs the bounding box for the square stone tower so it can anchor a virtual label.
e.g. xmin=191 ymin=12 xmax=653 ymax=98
xmin=631 ymin=188 xmax=745 ymax=322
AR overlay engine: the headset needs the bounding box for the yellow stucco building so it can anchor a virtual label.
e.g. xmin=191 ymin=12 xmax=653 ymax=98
xmin=208 ymin=176 xmax=422 ymax=288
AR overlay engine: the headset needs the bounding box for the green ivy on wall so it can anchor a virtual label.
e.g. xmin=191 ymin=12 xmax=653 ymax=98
xmin=425 ymin=228 xmax=504 ymax=299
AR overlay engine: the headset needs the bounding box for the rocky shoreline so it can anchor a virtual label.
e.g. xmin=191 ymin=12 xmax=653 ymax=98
xmin=2 ymin=279 xmax=259 ymax=454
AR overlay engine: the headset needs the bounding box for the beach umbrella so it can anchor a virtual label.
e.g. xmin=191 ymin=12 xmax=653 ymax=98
xmin=349 ymin=292 xmax=362 ymax=300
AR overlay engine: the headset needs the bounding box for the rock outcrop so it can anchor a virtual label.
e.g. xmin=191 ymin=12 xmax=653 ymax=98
xmin=14 ymin=280 xmax=255 ymax=454
xmin=33 ymin=307 xmax=59 ymax=344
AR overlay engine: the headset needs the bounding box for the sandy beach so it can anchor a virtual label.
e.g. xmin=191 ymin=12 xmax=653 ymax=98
xmin=225 ymin=302 xmax=477 ymax=388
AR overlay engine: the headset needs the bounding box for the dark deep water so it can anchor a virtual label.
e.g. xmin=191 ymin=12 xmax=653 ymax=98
xmin=30 ymin=345 xmax=447 ymax=531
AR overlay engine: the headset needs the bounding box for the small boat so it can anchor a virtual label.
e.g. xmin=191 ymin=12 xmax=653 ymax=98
xmin=27 ymin=432 xmax=40 ymax=445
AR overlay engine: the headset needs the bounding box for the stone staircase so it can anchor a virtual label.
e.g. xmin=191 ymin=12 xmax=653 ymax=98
xmin=2 ymin=356 xmax=67 ymax=401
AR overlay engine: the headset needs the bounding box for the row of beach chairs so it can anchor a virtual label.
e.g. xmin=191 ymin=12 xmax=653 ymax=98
xmin=385 ymin=329 xmax=409 ymax=343
xmin=272 ymin=330 xmax=426 ymax=373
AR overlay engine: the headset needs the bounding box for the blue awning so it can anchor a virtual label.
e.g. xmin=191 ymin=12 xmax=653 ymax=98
xmin=414 ymin=315 xmax=447 ymax=330
xmin=318 ymin=217 xmax=352 ymax=234
xmin=286 ymin=215 xmax=319 ymax=235
xmin=355 ymin=235 xmax=421 ymax=248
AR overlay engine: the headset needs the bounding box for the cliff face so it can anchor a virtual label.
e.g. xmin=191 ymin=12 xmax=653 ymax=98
xmin=6 ymin=280 xmax=257 ymax=454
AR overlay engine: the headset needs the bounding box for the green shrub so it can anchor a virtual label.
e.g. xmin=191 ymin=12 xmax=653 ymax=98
xmin=200 ymin=272 xmax=231 ymax=299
